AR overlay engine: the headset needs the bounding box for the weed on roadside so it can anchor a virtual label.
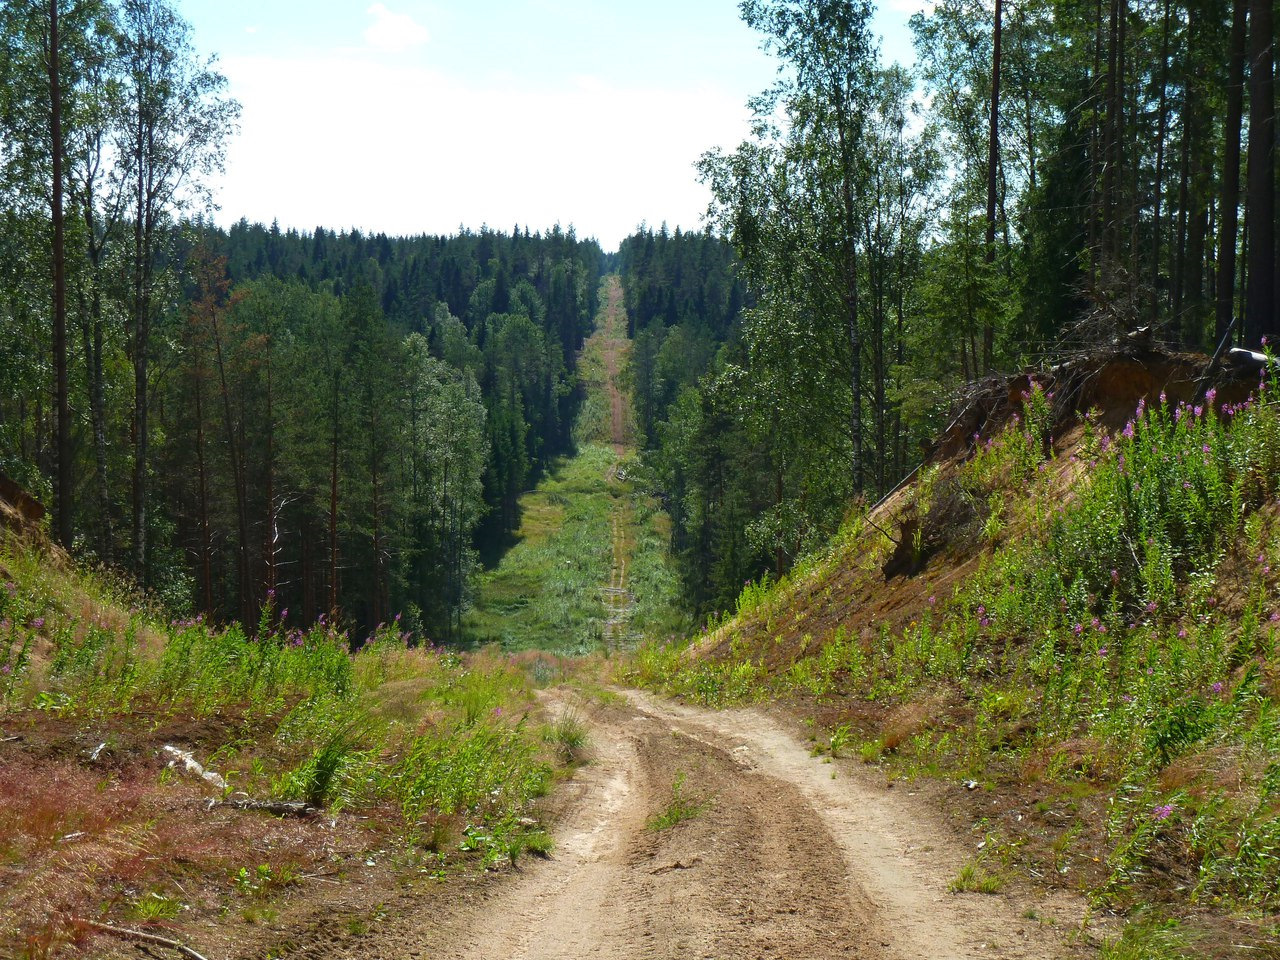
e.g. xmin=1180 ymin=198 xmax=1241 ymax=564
xmin=646 ymin=771 xmax=710 ymax=831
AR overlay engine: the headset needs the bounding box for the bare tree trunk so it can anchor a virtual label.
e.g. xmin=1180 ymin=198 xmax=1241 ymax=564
xmin=1149 ymin=0 xmax=1172 ymax=322
xmin=1245 ymin=0 xmax=1276 ymax=344
xmin=209 ymin=299 xmax=251 ymax=629
xmin=131 ymin=101 xmax=149 ymax=578
xmin=328 ymin=400 xmax=340 ymax=621
xmin=194 ymin=375 xmax=213 ymax=616
xmin=984 ymin=0 xmax=1002 ymax=371
xmin=263 ymin=354 xmax=277 ymax=603
xmin=50 ymin=0 xmax=71 ymax=548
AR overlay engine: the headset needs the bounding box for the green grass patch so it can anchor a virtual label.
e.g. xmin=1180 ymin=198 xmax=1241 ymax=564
xmin=646 ymin=770 xmax=711 ymax=830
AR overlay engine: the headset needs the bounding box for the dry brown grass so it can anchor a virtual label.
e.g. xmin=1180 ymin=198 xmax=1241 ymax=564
xmin=880 ymin=691 xmax=953 ymax=752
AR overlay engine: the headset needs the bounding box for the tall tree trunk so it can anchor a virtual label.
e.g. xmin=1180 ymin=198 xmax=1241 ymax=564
xmin=210 ymin=305 xmax=251 ymax=630
xmin=194 ymin=374 xmax=213 ymax=617
xmin=1149 ymin=0 xmax=1173 ymax=322
xmin=328 ymin=394 xmax=340 ymax=621
xmin=263 ymin=354 xmax=277 ymax=603
xmin=1245 ymin=0 xmax=1276 ymax=344
xmin=131 ymin=106 xmax=149 ymax=577
xmin=1088 ymin=0 xmax=1105 ymax=279
xmin=1102 ymin=0 xmax=1119 ymax=263
xmin=836 ymin=113 xmax=863 ymax=493
xmin=984 ymin=0 xmax=1003 ymax=370
xmin=1172 ymin=102 xmax=1192 ymax=331
xmin=1215 ymin=0 xmax=1247 ymax=343
xmin=50 ymin=0 xmax=71 ymax=548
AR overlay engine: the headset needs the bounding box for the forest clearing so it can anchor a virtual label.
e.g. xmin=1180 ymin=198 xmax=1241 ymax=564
xmin=4 ymin=0 xmax=1280 ymax=955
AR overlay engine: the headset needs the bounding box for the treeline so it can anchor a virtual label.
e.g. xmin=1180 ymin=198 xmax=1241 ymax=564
xmin=0 ymin=0 xmax=603 ymax=638
xmin=628 ymin=0 xmax=1280 ymax=616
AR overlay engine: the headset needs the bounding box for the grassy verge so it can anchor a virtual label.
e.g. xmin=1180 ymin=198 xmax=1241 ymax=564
xmin=0 ymin=544 xmax=574 ymax=955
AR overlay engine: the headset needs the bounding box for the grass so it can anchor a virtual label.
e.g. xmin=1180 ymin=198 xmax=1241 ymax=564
xmin=948 ymin=861 xmax=1005 ymax=894
xmin=464 ymin=276 xmax=687 ymax=654
xmin=543 ymin=709 xmax=590 ymax=763
xmin=646 ymin=771 xmax=710 ymax=831
xmin=0 ymin=542 xmax=575 ymax=953
xmin=464 ymin=445 xmax=617 ymax=654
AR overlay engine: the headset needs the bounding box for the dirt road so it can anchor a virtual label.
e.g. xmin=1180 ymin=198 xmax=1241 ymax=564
xmin=403 ymin=689 xmax=1088 ymax=960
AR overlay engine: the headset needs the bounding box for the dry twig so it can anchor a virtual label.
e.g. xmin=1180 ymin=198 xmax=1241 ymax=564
xmin=72 ymin=918 xmax=212 ymax=960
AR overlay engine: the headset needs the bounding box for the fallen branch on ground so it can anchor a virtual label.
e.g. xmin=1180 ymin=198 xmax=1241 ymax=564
xmin=206 ymin=795 xmax=317 ymax=816
xmin=72 ymin=918 xmax=212 ymax=960
xmin=161 ymin=745 xmax=227 ymax=790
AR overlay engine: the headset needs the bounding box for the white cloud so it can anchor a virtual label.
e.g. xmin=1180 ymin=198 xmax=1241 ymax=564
xmin=212 ymin=54 xmax=753 ymax=249
xmin=364 ymin=4 xmax=430 ymax=54
xmin=244 ymin=25 xmax=258 ymax=34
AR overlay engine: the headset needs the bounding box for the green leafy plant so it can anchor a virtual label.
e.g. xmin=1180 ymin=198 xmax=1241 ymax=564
xmin=646 ymin=771 xmax=710 ymax=831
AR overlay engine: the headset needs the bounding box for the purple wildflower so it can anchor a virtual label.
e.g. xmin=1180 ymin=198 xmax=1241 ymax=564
xmin=1123 ymin=421 xmax=1135 ymax=439
xmin=1211 ymin=682 xmax=1224 ymax=694
xmin=31 ymin=618 xmax=44 ymax=629
xmin=1152 ymin=804 xmax=1175 ymax=821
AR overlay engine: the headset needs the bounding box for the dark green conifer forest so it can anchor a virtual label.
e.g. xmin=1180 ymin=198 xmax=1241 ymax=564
xmin=2 ymin=0 xmax=1278 ymax=632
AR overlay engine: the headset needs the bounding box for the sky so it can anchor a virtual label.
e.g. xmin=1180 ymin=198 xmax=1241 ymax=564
xmin=179 ymin=1 xmax=923 ymax=251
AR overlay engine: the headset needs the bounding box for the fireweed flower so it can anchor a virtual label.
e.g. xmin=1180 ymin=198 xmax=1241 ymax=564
xmin=31 ymin=618 xmax=43 ymax=629
xmin=1152 ymin=804 xmax=1175 ymax=821
xmin=1211 ymin=682 xmax=1224 ymax=694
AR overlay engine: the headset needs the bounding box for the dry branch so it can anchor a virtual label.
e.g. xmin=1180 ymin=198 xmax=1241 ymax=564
xmin=207 ymin=795 xmax=317 ymax=816
xmin=73 ymin=918 xmax=212 ymax=960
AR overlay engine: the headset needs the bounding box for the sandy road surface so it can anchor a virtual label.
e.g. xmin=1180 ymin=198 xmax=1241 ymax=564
xmin=405 ymin=689 xmax=1088 ymax=960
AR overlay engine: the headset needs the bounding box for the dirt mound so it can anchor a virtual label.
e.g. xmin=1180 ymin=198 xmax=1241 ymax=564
xmin=0 ymin=472 xmax=67 ymax=565
xmin=935 ymin=334 xmax=1263 ymax=460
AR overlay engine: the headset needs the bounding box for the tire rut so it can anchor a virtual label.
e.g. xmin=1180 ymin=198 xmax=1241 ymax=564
xmin=307 ymin=688 xmax=1091 ymax=960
